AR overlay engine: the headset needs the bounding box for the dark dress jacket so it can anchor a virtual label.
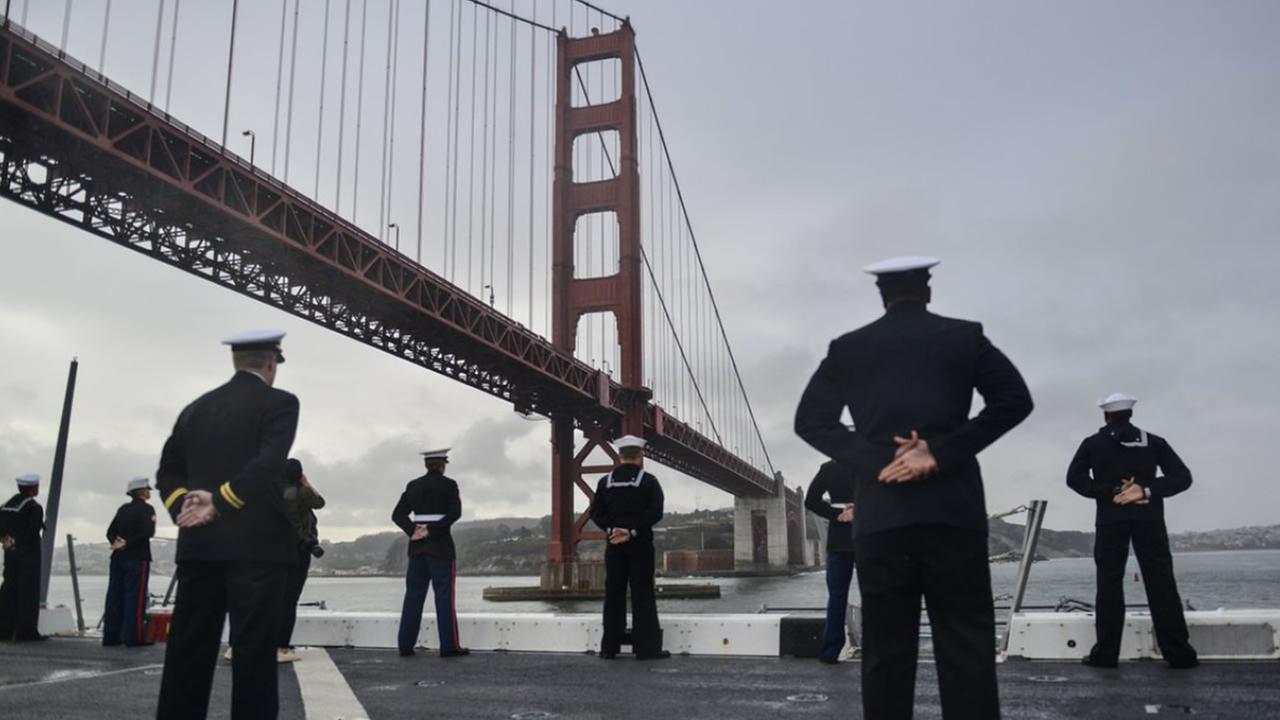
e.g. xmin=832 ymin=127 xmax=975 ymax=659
xmin=392 ymin=471 xmax=462 ymax=560
xmin=107 ymin=499 xmax=156 ymax=562
xmin=804 ymin=461 xmax=856 ymax=554
xmin=0 ymin=493 xmax=43 ymax=561
xmin=590 ymin=464 xmax=665 ymax=541
xmin=1067 ymin=422 xmax=1192 ymax=525
xmin=156 ymin=370 xmax=301 ymax=565
xmin=795 ymin=303 xmax=1034 ymax=537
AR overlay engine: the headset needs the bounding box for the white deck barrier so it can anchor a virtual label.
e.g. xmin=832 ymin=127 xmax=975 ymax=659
xmin=1003 ymin=609 xmax=1280 ymax=661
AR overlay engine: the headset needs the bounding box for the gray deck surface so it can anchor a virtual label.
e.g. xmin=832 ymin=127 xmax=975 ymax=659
xmin=1 ymin=638 xmax=1277 ymax=718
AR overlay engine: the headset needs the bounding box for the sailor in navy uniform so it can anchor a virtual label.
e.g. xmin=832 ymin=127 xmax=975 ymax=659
xmin=795 ymin=256 xmax=1033 ymax=719
xmin=392 ymin=448 xmax=468 ymax=658
xmin=1068 ymin=392 xmax=1198 ymax=669
xmin=155 ymin=330 xmax=301 ymax=720
xmin=0 ymin=473 xmax=45 ymax=642
xmin=103 ymin=477 xmax=157 ymax=646
xmin=803 ymin=460 xmax=856 ymax=664
xmin=590 ymin=435 xmax=669 ymax=660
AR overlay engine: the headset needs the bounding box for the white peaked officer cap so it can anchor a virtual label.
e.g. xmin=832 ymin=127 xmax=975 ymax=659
xmin=615 ymin=435 xmax=647 ymax=450
xmin=222 ymin=330 xmax=287 ymax=363
xmin=420 ymin=448 xmax=451 ymax=461
xmin=15 ymin=473 xmax=40 ymax=487
xmin=126 ymin=477 xmax=151 ymax=494
xmin=862 ymin=256 xmax=941 ymax=276
xmin=1098 ymin=393 xmax=1137 ymax=412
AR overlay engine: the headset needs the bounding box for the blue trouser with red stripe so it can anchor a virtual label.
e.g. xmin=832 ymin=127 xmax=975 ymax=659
xmin=397 ymin=554 xmax=460 ymax=654
xmin=103 ymin=556 xmax=150 ymax=646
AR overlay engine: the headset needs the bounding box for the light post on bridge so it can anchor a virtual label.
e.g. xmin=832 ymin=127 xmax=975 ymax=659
xmin=241 ymin=129 xmax=256 ymax=167
xmin=388 ymin=222 xmax=400 ymax=252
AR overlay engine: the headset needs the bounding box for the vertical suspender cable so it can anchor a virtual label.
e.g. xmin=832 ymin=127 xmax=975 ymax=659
xmin=486 ymin=9 xmax=498 ymax=303
xmin=314 ymin=0 xmax=332 ymax=198
xmin=335 ymin=0 xmax=352 ymax=211
xmin=220 ymin=0 xmax=239 ymax=149
xmin=506 ymin=3 xmax=516 ymax=315
xmin=378 ymin=0 xmax=394 ymax=241
xmin=527 ymin=0 xmax=536 ymax=327
xmin=386 ymin=0 xmax=402 ymax=249
xmin=163 ymin=0 xmax=180 ymax=111
xmin=149 ymin=0 xmax=165 ymax=103
xmin=465 ymin=3 xmax=477 ymax=288
xmin=352 ymin=0 xmax=368 ymax=222
xmin=415 ymin=0 xmax=432 ymax=263
xmin=98 ymin=0 xmax=111 ymax=73
xmin=269 ymin=0 xmax=287 ymax=173
xmin=283 ymin=0 xmax=300 ymax=183
xmin=478 ymin=7 xmax=491 ymax=295
xmin=441 ymin=0 xmax=457 ymax=271
xmin=448 ymin=0 xmax=464 ymax=279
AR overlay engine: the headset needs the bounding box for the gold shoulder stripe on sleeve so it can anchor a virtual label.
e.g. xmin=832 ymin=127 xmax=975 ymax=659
xmin=163 ymin=488 xmax=188 ymax=510
xmin=219 ymin=482 xmax=246 ymax=510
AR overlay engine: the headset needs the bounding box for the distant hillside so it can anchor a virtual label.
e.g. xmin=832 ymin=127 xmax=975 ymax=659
xmin=53 ymin=515 xmax=1280 ymax=577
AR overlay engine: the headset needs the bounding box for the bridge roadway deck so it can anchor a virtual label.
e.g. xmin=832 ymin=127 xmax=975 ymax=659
xmin=1 ymin=638 xmax=1277 ymax=719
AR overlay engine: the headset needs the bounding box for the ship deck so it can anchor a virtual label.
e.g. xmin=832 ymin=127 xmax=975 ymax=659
xmin=1 ymin=638 xmax=1277 ymax=719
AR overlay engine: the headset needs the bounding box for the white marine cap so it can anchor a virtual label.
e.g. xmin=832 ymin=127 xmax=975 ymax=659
xmin=862 ymin=256 xmax=941 ymax=276
xmin=15 ymin=473 xmax=40 ymax=487
xmin=615 ymin=435 xmax=647 ymax=451
xmin=222 ymin=330 xmax=287 ymax=362
xmin=420 ymin=448 xmax=451 ymax=461
xmin=1098 ymin=392 xmax=1137 ymax=412
xmin=126 ymin=477 xmax=151 ymax=494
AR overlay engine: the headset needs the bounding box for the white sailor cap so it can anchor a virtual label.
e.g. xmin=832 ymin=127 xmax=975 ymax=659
xmin=420 ymin=448 xmax=451 ymax=461
xmin=1098 ymin=392 xmax=1137 ymax=412
xmin=15 ymin=473 xmax=40 ymax=487
xmin=126 ymin=477 xmax=151 ymax=494
xmin=222 ymin=330 xmax=287 ymax=362
xmin=863 ymin=256 xmax=940 ymax=276
xmin=614 ymin=435 xmax=646 ymax=451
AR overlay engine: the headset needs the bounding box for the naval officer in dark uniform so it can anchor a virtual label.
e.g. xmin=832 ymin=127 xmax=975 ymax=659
xmin=1067 ymin=392 xmax=1198 ymax=669
xmin=103 ymin=476 xmax=157 ymax=646
xmin=0 ymin=473 xmax=45 ymax=642
xmin=795 ymin=256 xmax=1033 ymax=720
xmin=155 ymin=330 xmax=300 ymax=720
xmin=590 ymin=435 xmax=669 ymax=660
xmin=392 ymin=448 xmax=468 ymax=658
xmin=803 ymin=460 xmax=856 ymax=664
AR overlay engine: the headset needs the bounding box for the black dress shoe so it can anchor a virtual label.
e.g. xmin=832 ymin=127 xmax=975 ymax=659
xmin=635 ymin=650 xmax=671 ymax=661
xmin=398 ymin=648 xmax=415 ymax=657
xmin=440 ymin=648 xmax=471 ymax=658
xmin=1168 ymin=656 xmax=1200 ymax=669
xmin=818 ymin=656 xmax=840 ymax=665
xmin=1081 ymin=655 xmax=1118 ymax=668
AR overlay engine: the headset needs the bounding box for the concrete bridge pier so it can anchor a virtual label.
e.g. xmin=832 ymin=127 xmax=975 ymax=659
xmin=734 ymin=472 xmax=805 ymax=573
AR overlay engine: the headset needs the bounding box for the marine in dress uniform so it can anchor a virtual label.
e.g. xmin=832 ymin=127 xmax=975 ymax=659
xmin=795 ymin=256 xmax=1033 ymax=720
xmin=589 ymin=435 xmax=669 ymax=660
xmin=803 ymin=460 xmax=856 ymax=664
xmin=1067 ymin=393 xmax=1198 ymax=669
xmin=154 ymin=330 xmax=301 ymax=720
xmin=103 ymin=477 xmax=157 ymax=647
xmin=0 ymin=473 xmax=45 ymax=642
xmin=391 ymin=448 xmax=468 ymax=657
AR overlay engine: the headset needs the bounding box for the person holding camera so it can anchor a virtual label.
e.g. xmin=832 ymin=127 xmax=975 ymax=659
xmin=279 ymin=457 xmax=324 ymax=663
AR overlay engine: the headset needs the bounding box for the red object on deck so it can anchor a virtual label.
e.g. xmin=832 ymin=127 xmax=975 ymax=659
xmin=146 ymin=610 xmax=173 ymax=643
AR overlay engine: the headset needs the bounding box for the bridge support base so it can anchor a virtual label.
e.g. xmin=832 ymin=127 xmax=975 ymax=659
xmin=733 ymin=493 xmax=791 ymax=573
xmin=539 ymin=560 xmax=606 ymax=592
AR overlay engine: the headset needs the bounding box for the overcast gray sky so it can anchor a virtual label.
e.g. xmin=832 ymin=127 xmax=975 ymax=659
xmin=2 ymin=0 xmax=1278 ymax=545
